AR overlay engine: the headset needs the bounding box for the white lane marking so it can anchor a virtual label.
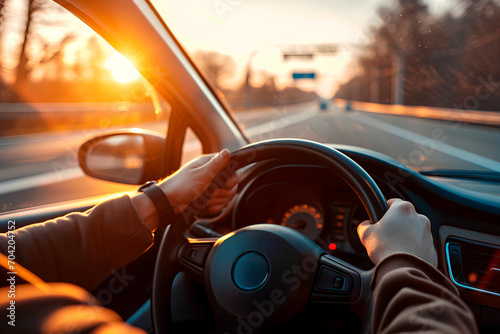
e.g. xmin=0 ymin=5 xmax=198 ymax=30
xmin=0 ymin=168 xmax=84 ymax=195
xmin=352 ymin=114 xmax=500 ymax=173
xmin=244 ymin=106 xmax=319 ymax=138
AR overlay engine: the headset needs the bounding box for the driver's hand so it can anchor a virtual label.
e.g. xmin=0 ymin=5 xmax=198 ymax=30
xmin=357 ymin=198 xmax=438 ymax=267
xmin=159 ymin=149 xmax=239 ymax=215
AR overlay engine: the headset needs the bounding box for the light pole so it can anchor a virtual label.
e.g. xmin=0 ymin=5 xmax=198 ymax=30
xmin=392 ymin=47 xmax=405 ymax=104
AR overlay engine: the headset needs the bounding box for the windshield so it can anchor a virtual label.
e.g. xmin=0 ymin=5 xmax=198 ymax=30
xmin=152 ymin=0 xmax=500 ymax=175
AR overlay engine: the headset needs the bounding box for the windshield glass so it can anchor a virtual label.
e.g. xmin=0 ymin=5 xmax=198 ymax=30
xmin=152 ymin=0 xmax=500 ymax=175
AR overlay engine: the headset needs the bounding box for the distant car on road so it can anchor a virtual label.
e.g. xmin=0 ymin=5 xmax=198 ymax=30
xmin=319 ymin=97 xmax=329 ymax=111
xmin=345 ymin=100 xmax=352 ymax=111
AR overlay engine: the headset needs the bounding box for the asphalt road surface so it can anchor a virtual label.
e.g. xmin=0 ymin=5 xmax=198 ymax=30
xmin=242 ymin=103 xmax=500 ymax=173
xmin=1 ymin=102 xmax=499 ymax=214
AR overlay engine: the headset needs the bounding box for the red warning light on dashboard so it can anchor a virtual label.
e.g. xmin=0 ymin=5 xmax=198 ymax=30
xmin=328 ymin=243 xmax=337 ymax=251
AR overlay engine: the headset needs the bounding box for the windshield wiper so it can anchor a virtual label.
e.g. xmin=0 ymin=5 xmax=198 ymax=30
xmin=419 ymin=169 xmax=500 ymax=182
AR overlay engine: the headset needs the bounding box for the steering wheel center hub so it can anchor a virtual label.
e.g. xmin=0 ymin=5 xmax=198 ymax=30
xmin=204 ymin=224 xmax=324 ymax=329
xmin=232 ymin=251 xmax=269 ymax=291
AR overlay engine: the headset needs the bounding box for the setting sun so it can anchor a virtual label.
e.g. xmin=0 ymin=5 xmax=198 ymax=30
xmin=105 ymin=51 xmax=140 ymax=83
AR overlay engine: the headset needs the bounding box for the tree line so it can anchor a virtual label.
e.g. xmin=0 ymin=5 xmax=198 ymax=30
xmin=335 ymin=0 xmax=500 ymax=111
xmin=0 ymin=0 xmax=150 ymax=103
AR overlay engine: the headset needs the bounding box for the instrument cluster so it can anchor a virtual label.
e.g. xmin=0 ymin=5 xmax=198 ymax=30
xmin=232 ymin=165 xmax=376 ymax=269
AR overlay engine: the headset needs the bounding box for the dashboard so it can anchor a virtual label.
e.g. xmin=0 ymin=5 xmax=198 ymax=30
xmin=210 ymin=145 xmax=500 ymax=333
xmin=3 ymin=142 xmax=499 ymax=332
xmin=231 ymin=164 xmax=402 ymax=270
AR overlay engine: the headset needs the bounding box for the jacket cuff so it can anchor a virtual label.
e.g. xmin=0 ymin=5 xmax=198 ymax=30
xmin=371 ymin=253 xmax=457 ymax=293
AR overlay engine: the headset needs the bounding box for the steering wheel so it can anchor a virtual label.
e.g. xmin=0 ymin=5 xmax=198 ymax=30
xmin=152 ymin=139 xmax=388 ymax=333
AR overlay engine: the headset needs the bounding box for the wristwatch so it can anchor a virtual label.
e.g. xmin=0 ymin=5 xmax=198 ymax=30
xmin=138 ymin=180 xmax=176 ymax=225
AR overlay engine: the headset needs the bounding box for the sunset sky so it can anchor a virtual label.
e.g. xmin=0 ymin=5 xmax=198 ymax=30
xmin=152 ymin=0 xmax=456 ymax=96
xmin=0 ymin=0 xmax=457 ymax=94
xmin=154 ymin=0 xmax=456 ymax=59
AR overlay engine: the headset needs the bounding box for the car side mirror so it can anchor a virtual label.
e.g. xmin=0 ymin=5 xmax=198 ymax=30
xmin=78 ymin=130 xmax=165 ymax=185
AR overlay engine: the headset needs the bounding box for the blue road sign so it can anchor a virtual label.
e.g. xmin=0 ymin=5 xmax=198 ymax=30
xmin=292 ymin=72 xmax=316 ymax=80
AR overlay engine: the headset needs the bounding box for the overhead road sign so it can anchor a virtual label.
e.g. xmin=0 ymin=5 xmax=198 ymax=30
xmin=292 ymin=72 xmax=316 ymax=80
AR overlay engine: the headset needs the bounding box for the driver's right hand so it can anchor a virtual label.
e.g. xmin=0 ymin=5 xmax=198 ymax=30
xmin=357 ymin=198 xmax=438 ymax=268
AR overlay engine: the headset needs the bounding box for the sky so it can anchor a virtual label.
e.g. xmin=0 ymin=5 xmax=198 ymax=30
xmin=151 ymin=0 xmax=456 ymax=96
xmin=0 ymin=0 xmax=456 ymax=94
xmin=153 ymin=0 xmax=455 ymax=60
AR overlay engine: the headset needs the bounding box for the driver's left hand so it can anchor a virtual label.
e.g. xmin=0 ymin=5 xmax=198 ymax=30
xmin=159 ymin=149 xmax=239 ymax=215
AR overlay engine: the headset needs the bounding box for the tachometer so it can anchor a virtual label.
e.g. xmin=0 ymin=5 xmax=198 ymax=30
xmin=281 ymin=204 xmax=323 ymax=240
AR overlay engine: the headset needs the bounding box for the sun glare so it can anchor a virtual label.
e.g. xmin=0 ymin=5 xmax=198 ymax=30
xmin=105 ymin=51 xmax=140 ymax=83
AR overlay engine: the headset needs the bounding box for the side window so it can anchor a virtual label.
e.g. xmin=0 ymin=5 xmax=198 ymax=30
xmin=181 ymin=127 xmax=203 ymax=165
xmin=0 ymin=2 xmax=172 ymax=213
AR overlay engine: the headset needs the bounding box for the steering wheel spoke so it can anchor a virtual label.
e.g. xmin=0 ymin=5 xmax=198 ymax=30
xmin=311 ymin=254 xmax=373 ymax=307
xmin=177 ymin=236 xmax=216 ymax=282
xmin=312 ymin=254 xmax=361 ymax=303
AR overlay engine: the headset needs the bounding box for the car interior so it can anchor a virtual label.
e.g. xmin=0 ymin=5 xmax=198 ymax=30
xmin=0 ymin=0 xmax=499 ymax=333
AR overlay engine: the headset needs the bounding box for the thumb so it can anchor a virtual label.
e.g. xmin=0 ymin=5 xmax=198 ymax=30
xmin=357 ymin=219 xmax=373 ymax=243
xmin=199 ymin=149 xmax=231 ymax=180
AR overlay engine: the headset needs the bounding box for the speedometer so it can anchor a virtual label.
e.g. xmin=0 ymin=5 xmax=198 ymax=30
xmin=281 ymin=204 xmax=323 ymax=240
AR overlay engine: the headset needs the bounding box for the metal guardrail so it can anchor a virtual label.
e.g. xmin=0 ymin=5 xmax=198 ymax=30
xmin=0 ymin=102 xmax=157 ymax=113
xmin=334 ymin=99 xmax=500 ymax=127
xmin=0 ymin=102 xmax=170 ymax=136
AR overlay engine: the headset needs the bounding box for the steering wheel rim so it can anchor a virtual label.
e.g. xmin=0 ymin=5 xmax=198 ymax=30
xmin=228 ymin=139 xmax=388 ymax=223
xmin=152 ymin=139 xmax=388 ymax=333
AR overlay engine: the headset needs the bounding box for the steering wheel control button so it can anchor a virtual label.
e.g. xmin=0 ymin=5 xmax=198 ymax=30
xmin=333 ymin=276 xmax=344 ymax=289
xmin=232 ymin=252 xmax=269 ymax=291
xmin=317 ymin=267 xmax=351 ymax=293
xmin=181 ymin=245 xmax=209 ymax=266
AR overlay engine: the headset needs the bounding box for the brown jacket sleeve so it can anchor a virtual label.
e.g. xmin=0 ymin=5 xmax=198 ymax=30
xmin=371 ymin=253 xmax=479 ymax=334
xmin=0 ymin=195 xmax=154 ymax=291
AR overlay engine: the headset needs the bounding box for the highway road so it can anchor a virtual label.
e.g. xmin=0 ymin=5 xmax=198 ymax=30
xmin=242 ymin=103 xmax=500 ymax=173
xmin=1 ymin=101 xmax=500 ymax=214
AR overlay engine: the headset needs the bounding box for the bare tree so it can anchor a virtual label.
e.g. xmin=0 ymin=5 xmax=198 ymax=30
xmin=336 ymin=0 xmax=500 ymax=110
xmin=0 ymin=0 xmax=16 ymax=101
xmin=192 ymin=50 xmax=236 ymax=90
xmin=14 ymin=0 xmax=46 ymax=91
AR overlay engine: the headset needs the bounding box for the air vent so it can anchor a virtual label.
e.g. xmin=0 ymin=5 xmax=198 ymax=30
xmin=446 ymin=237 xmax=500 ymax=296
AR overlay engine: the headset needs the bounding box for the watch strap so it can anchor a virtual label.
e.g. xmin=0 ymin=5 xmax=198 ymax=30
xmin=138 ymin=181 xmax=176 ymax=225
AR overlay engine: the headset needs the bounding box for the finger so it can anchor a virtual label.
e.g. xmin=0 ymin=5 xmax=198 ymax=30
xmin=395 ymin=200 xmax=415 ymax=214
xmin=187 ymin=153 xmax=216 ymax=168
xmin=207 ymin=196 xmax=232 ymax=207
xmin=203 ymin=204 xmax=226 ymax=215
xmin=200 ymin=149 xmax=231 ymax=180
xmin=417 ymin=214 xmax=432 ymax=230
xmin=211 ymin=184 xmax=237 ymax=198
xmin=387 ymin=198 xmax=403 ymax=207
xmin=224 ymin=171 xmax=241 ymax=190
xmin=357 ymin=219 xmax=372 ymax=241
